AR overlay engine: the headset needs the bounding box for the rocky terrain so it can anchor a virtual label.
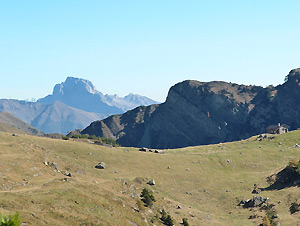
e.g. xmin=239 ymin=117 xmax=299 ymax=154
xmin=82 ymin=69 xmax=300 ymax=149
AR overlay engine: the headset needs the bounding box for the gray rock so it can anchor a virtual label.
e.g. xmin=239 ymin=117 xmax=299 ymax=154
xmin=242 ymin=196 xmax=268 ymax=208
xmin=148 ymin=179 xmax=155 ymax=186
xmin=95 ymin=162 xmax=106 ymax=169
xmin=154 ymin=150 xmax=165 ymax=154
xmin=139 ymin=147 xmax=148 ymax=152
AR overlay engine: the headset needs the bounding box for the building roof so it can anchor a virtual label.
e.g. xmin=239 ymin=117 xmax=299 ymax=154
xmin=266 ymin=124 xmax=289 ymax=130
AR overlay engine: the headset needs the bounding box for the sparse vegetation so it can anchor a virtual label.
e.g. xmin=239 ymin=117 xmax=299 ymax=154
xmin=67 ymin=133 xmax=118 ymax=146
xmin=62 ymin=136 xmax=69 ymax=140
xmin=264 ymin=204 xmax=278 ymax=226
xmin=2 ymin=130 xmax=300 ymax=225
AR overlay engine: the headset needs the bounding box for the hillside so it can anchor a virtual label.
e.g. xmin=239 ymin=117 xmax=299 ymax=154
xmin=82 ymin=69 xmax=300 ymax=149
xmin=0 ymin=100 xmax=104 ymax=134
xmin=1 ymin=130 xmax=300 ymax=225
xmin=30 ymin=101 xmax=105 ymax=134
xmin=0 ymin=112 xmax=44 ymax=136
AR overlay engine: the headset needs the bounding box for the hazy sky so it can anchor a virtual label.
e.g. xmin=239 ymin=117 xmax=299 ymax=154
xmin=1 ymin=0 xmax=300 ymax=102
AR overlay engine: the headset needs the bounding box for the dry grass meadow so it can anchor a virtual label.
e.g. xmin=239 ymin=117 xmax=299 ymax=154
xmin=1 ymin=130 xmax=300 ymax=225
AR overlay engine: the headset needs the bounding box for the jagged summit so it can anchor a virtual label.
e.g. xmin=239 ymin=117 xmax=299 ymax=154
xmin=285 ymin=68 xmax=300 ymax=84
xmin=53 ymin=77 xmax=99 ymax=95
xmin=38 ymin=76 xmax=158 ymax=115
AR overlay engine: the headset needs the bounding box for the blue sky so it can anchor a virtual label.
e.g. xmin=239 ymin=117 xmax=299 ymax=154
xmin=1 ymin=0 xmax=300 ymax=102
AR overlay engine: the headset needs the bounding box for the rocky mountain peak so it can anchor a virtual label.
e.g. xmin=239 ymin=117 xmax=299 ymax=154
xmin=53 ymin=77 xmax=99 ymax=96
xmin=285 ymin=68 xmax=300 ymax=85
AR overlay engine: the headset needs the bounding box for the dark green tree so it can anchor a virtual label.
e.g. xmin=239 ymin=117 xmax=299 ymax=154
xmin=160 ymin=209 xmax=167 ymax=222
xmin=140 ymin=188 xmax=155 ymax=207
xmin=164 ymin=215 xmax=174 ymax=226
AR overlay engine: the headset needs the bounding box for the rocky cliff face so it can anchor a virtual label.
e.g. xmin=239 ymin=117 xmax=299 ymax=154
xmin=82 ymin=69 xmax=300 ymax=149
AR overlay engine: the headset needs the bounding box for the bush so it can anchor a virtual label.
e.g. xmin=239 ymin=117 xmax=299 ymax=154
xmin=140 ymin=188 xmax=155 ymax=207
xmin=164 ymin=215 xmax=174 ymax=226
xmin=62 ymin=136 xmax=69 ymax=140
xmin=101 ymin=137 xmax=117 ymax=146
xmin=182 ymin=218 xmax=190 ymax=226
xmin=88 ymin=135 xmax=98 ymax=140
xmin=71 ymin=134 xmax=80 ymax=139
xmin=160 ymin=209 xmax=167 ymax=222
xmin=0 ymin=213 xmax=21 ymax=226
xmin=160 ymin=210 xmax=174 ymax=226
xmin=290 ymin=202 xmax=300 ymax=214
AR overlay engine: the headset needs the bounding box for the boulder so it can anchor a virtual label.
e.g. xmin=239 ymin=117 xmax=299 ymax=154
xmin=139 ymin=147 xmax=148 ymax=152
xmin=148 ymin=179 xmax=155 ymax=186
xmin=154 ymin=150 xmax=165 ymax=154
xmin=95 ymin=162 xmax=106 ymax=169
xmin=242 ymin=196 xmax=268 ymax=208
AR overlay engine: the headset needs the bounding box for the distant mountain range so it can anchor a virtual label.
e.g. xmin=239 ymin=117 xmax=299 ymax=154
xmin=0 ymin=77 xmax=159 ymax=134
xmin=37 ymin=77 xmax=159 ymax=113
xmin=82 ymin=68 xmax=300 ymax=149
xmin=0 ymin=111 xmax=44 ymax=135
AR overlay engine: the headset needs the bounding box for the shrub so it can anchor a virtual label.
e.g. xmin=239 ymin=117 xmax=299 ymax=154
xmin=62 ymin=136 xmax=69 ymax=140
xmin=140 ymin=188 xmax=155 ymax=207
xmin=71 ymin=134 xmax=80 ymax=139
xmin=101 ymin=137 xmax=117 ymax=146
xmin=160 ymin=210 xmax=174 ymax=226
xmin=182 ymin=218 xmax=190 ymax=226
xmin=160 ymin=209 xmax=167 ymax=222
xmin=0 ymin=213 xmax=21 ymax=226
xmin=264 ymin=204 xmax=278 ymax=226
xmin=290 ymin=202 xmax=300 ymax=214
xmin=164 ymin=215 xmax=174 ymax=226
xmin=88 ymin=135 xmax=98 ymax=140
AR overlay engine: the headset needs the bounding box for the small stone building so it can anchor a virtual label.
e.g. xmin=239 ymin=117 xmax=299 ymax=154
xmin=266 ymin=123 xmax=289 ymax=134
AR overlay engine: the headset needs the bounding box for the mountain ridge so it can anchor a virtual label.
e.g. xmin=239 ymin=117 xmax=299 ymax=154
xmin=82 ymin=69 xmax=300 ymax=149
xmin=38 ymin=76 xmax=159 ymax=113
xmin=0 ymin=77 xmax=158 ymax=134
xmin=0 ymin=111 xmax=44 ymax=135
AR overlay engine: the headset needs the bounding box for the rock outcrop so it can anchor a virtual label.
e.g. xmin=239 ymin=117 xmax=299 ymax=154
xmin=82 ymin=69 xmax=300 ymax=149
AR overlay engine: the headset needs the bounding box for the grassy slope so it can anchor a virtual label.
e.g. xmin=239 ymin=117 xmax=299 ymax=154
xmin=0 ymin=131 xmax=300 ymax=225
